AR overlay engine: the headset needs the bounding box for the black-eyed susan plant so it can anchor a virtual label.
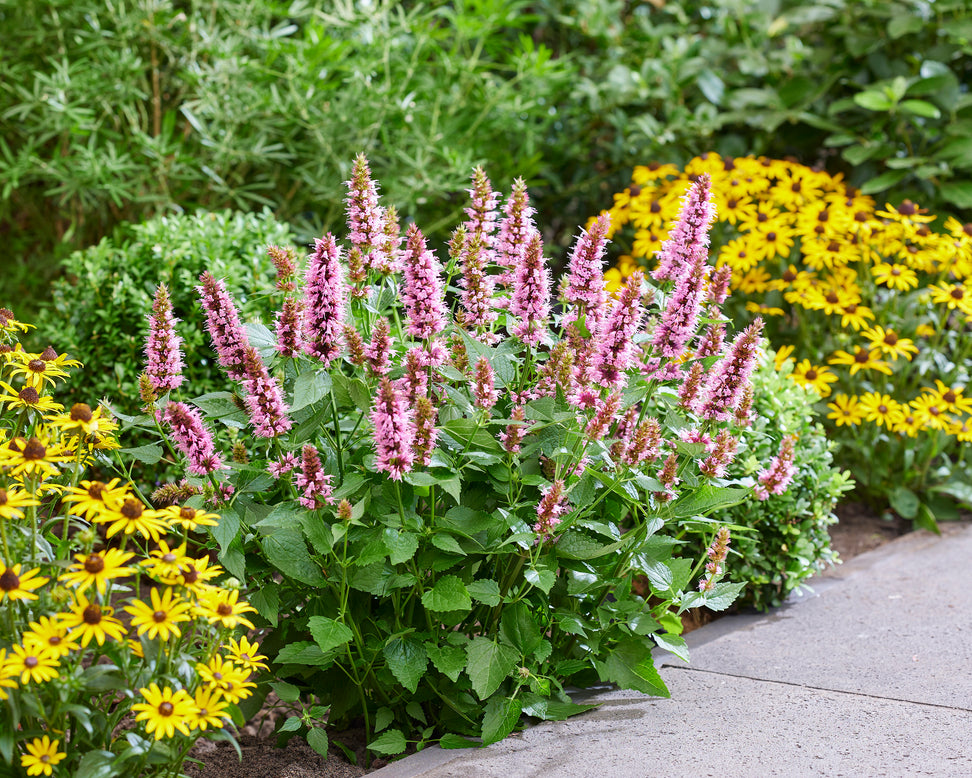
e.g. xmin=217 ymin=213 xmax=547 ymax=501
xmin=123 ymin=156 xmax=803 ymax=761
xmin=0 ymin=310 xmax=263 ymax=777
xmin=601 ymin=155 xmax=972 ymax=529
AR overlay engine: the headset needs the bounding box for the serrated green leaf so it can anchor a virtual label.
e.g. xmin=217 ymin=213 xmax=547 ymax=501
xmin=439 ymin=733 xmax=479 ymax=749
xmin=667 ymin=484 xmax=749 ymax=519
xmin=384 ymin=529 xmax=419 ymax=564
xmin=262 ymin=526 xmax=325 ymax=585
xmin=500 ymin=602 xmax=542 ymax=656
xmin=520 ymin=692 xmax=597 ymax=721
xmin=374 ymin=707 xmax=394 ymax=733
xmin=368 ymin=729 xmax=407 ymax=756
xmin=269 ymin=681 xmax=301 ymax=703
xmin=384 ymin=636 xmax=428 ymax=694
xmin=119 ymin=443 xmax=163 ymax=465
xmin=291 ymin=371 xmax=330 ymax=412
xmin=421 ymin=574 xmax=472 ymax=612
xmin=426 ymin=642 xmax=468 ymax=682
xmin=466 ymin=637 xmax=519 ymax=699
xmin=278 ymin=716 xmax=303 ymax=733
xmin=431 ymin=532 xmax=466 ymax=556
xmin=653 ymin=633 xmax=690 ymax=663
xmin=307 ymin=616 xmax=353 ymax=654
xmin=276 ymin=641 xmax=330 ymax=666
xmin=555 ymin=532 xmax=626 ymax=560
xmin=467 ymin=579 xmax=501 ymax=606
xmin=524 ymin=566 xmax=556 ymax=594
xmin=481 ymin=696 xmax=522 ymax=746
xmin=307 ymin=728 xmax=329 ymax=758
xmin=596 ymin=639 xmax=669 ymax=698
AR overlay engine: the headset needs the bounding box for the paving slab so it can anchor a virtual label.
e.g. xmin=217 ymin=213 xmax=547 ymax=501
xmin=680 ymin=523 xmax=972 ymax=708
xmin=372 ymin=523 xmax=972 ymax=778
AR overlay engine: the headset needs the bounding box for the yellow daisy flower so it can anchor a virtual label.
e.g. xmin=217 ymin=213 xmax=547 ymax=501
xmin=870 ymin=263 xmax=918 ymax=291
xmin=226 ymin=636 xmax=269 ymax=673
xmin=909 ymin=394 xmax=953 ymax=432
xmin=188 ymin=686 xmax=229 ymax=731
xmin=159 ymin=504 xmax=220 ymax=532
xmin=196 ymin=655 xmax=256 ymax=704
xmin=0 ymin=486 xmax=40 ymax=520
xmin=0 ymin=382 xmax=63 ymax=414
xmin=826 ymin=394 xmax=864 ymax=427
xmin=0 ymin=649 xmax=20 ymax=700
xmin=928 ymin=283 xmax=972 ymax=314
xmin=165 ymin=556 xmax=225 ymax=593
xmin=61 ymin=592 xmax=128 ymax=646
xmin=838 ymin=303 xmax=876 ymax=331
xmin=789 ymin=360 xmax=839 ymax=397
xmin=94 ymin=497 xmax=169 ymax=542
xmin=773 ymin=344 xmax=795 ymax=371
xmin=142 ymin=541 xmax=192 ymax=581
xmin=0 ymin=562 xmax=49 ymax=603
xmin=20 ymin=736 xmax=67 ymax=777
xmin=861 ymin=325 xmax=918 ymax=361
xmin=22 ymin=615 xmax=80 ymax=659
xmin=858 ymin=392 xmax=904 ymax=429
xmin=125 ymin=587 xmax=192 ymax=641
xmin=194 ymin=587 xmax=257 ymax=631
xmin=60 ymin=478 xmax=129 ymax=520
xmin=876 ymin=199 xmax=936 ymax=224
xmin=926 ymin=380 xmax=972 ymax=416
xmin=5 ymin=350 xmax=70 ymax=390
xmin=131 ymin=684 xmax=196 ymax=740
xmin=0 ymin=435 xmax=72 ymax=479
xmin=5 ymin=644 xmax=60 ymax=684
xmin=59 ymin=548 xmax=136 ymax=594
xmin=827 ymin=347 xmax=893 ymax=376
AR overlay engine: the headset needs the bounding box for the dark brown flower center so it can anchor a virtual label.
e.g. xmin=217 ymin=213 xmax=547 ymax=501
xmin=159 ymin=701 xmax=174 ymax=717
xmin=855 ymin=211 xmax=868 ymax=222
xmin=18 ymin=387 xmax=39 ymax=404
xmin=153 ymin=610 xmax=167 ymax=623
xmin=161 ymin=553 xmax=176 ymax=564
xmin=28 ymin=359 xmax=46 ymax=374
xmin=121 ymin=499 xmax=144 ymax=520
xmin=766 ymin=231 xmax=777 ymax=241
xmin=757 ymin=213 xmax=768 ymax=222
xmin=899 ymin=200 xmax=917 ymax=216
xmin=827 ymin=240 xmax=840 ymax=252
xmin=22 ymin=438 xmax=46 ymax=460
xmin=854 ymin=350 xmax=869 ymax=364
xmin=213 ymin=671 xmax=223 ymax=681
xmin=40 ymin=346 xmax=58 ymax=361
xmin=84 ymin=554 xmax=106 ymax=574
xmin=929 ymin=406 xmax=940 ymax=416
xmin=70 ymin=403 xmax=93 ymax=422
xmin=890 ymin=267 xmax=901 ymax=276
xmin=24 ymin=656 xmax=38 ymax=669
xmin=782 ymin=269 xmax=797 ymax=283
xmin=951 ymin=288 xmax=964 ymax=300
xmin=216 ymin=603 xmax=233 ymax=616
xmin=791 ymin=181 xmax=801 ymax=192
xmin=817 ymin=209 xmax=829 ymax=222
xmin=650 ymin=201 xmax=661 ymax=213
xmin=83 ymin=604 xmax=103 ymax=625
xmin=181 ymin=566 xmax=199 ymax=585
xmin=825 ymin=292 xmax=840 ymax=304
xmin=883 ymin=332 xmax=898 ymax=345
xmin=943 ymin=390 xmax=957 ymax=404
xmin=805 ymin=370 xmax=818 ymax=380
xmin=963 ymin=223 xmax=972 ymax=237
xmin=179 ymin=507 xmax=195 ymax=521
xmin=49 ymin=636 xmax=61 ymax=646
xmin=0 ymin=570 xmax=19 ymax=591
xmin=87 ymin=482 xmax=106 ymax=499
xmin=878 ymin=405 xmax=888 ymax=414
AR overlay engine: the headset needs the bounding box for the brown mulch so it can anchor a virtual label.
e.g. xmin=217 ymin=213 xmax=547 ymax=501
xmin=187 ymin=504 xmax=915 ymax=778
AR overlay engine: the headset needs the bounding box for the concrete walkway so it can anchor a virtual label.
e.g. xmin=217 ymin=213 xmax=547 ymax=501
xmin=373 ymin=523 xmax=972 ymax=777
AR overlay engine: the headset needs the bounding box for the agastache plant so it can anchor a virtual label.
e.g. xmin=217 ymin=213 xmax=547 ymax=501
xmin=142 ymin=156 xmax=787 ymax=765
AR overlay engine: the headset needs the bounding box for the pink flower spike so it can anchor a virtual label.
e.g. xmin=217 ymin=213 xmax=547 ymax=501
xmin=473 ymin=356 xmax=499 ymax=411
xmin=163 ymin=401 xmax=224 ymax=476
xmin=241 ymin=346 xmax=292 ymax=438
xmin=755 ymin=434 xmax=798 ymax=499
xmin=651 ymin=251 xmax=708 ymax=361
xmin=412 ymin=395 xmax=439 ymax=467
xmin=563 ymin=212 xmax=611 ymax=331
xmin=144 ymin=283 xmax=184 ymax=393
xmin=295 ymin=444 xmax=334 ymax=509
xmin=401 ymin=224 xmax=448 ymax=341
xmin=699 ymin=318 xmax=764 ymax=421
xmin=275 ymin=296 xmax=304 ymax=358
xmin=534 ymin=479 xmax=567 ymax=540
xmin=464 ymin=167 xmax=500 ymax=248
xmin=510 ymin=231 xmax=551 ymax=347
xmin=345 ymin=153 xmax=386 ymax=271
xmin=593 ymin=271 xmax=644 ymax=388
xmin=366 ymin=318 xmax=393 ymax=376
xmin=197 ymin=272 xmax=249 ymax=381
xmin=653 ymin=174 xmax=715 ymax=283
xmin=268 ymin=452 xmax=299 ymax=479
xmin=303 ymin=233 xmax=346 ymax=365
xmin=495 ymin=178 xmax=537 ymax=289
xmin=371 ymin=377 xmax=415 ymax=480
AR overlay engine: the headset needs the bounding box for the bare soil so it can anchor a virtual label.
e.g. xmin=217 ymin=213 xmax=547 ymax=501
xmin=188 ymin=505 xmax=913 ymax=778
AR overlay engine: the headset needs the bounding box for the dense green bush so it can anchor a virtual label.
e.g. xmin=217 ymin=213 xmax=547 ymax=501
xmin=718 ymin=352 xmax=853 ymax=610
xmin=0 ymin=0 xmax=569 ymax=309
xmin=37 ymin=209 xmax=294 ymax=409
xmin=532 ymin=0 xmax=972 ymax=220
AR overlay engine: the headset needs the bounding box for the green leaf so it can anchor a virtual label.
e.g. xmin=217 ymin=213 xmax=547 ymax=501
xmin=667 ymin=484 xmax=749 ymax=519
xmin=523 ymin=566 xmax=556 ymax=594
xmin=384 ymin=636 xmax=428 ymax=694
xmin=291 ymin=371 xmax=330 ymax=412
xmin=859 ymin=170 xmax=909 ymax=195
xmin=269 ymin=681 xmax=301 ymax=703
xmin=431 ymin=532 xmax=466 ymax=556
xmin=368 ymin=729 xmax=407 ymax=756
xmin=939 ymin=182 xmax=972 ymax=208
xmin=500 ymin=602 xmax=542 ymax=656
xmin=520 ymin=692 xmax=597 ymax=721
xmin=426 ymin=642 xmax=468 ymax=682
xmin=481 ymin=696 xmax=522 ymax=746
xmin=700 ymin=581 xmax=746 ymax=612
xmin=119 ymin=443 xmax=162 ymax=465
xmin=262 ymin=527 xmax=326 ymax=585
xmin=888 ymin=15 xmax=923 ymax=39
xmin=307 ymin=728 xmax=329 ymax=758
xmin=439 ymin=733 xmax=479 ymax=749
xmin=384 ymin=529 xmax=419 ymax=564
xmin=555 ymin=610 xmax=588 ymax=637
xmin=249 ymin=585 xmax=280 ymax=627
xmin=374 ymin=707 xmax=394 ymax=733
xmin=74 ymin=751 xmax=118 ymax=778
xmin=307 ymin=616 xmax=353 ymax=654
xmin=466 ymin=637 xmax=519 ymax=699
xmin=276 ymin=641 xmax=330 ymax=666
xmin=697 ymin=69 xmax=725 ymax=105
xmin=899 ymin=99 xmax=940 ymax=119
xmin=278 ymin=716 xmax=303 ymax=733
xmin=853 ymin=90 xmax=894 ymax=112
xmin=467 ymin=578 xmax=501 ymax=606
xmin=555 ymin=532 xmax=626 ymax=560
xmin=652 ymin=633 xmax=690 ymax=663
xmin=421 ymin=574 xmax=472 ymax=612
xmin=889 ymin=486 xmax=919 ymax=519
xmin=596 ymin=639 xmax=669 ymax=698
xmin=914 ymin=503 xmax=941 ymax=535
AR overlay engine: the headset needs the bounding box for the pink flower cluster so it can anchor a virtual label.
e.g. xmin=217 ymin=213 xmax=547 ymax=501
xmin=371 ymin=378 xmax=415 ymax=480
xmin=402 ymin=224 xmax=448 ymax=342
xmin=303 ymin=234 xmax=346 ymax=365
xmin=510 ymin=232 xmax=550 ymax=347
xmin=197 ymin=273 xmax=249 ymax=381
xmin=754 ymin=434 xmax=798 ymax=500
xmin=163 ymin=401 xmax=223 ymax=475
xmin=295 ymin=444 xmax=334 ymax=509
xmin=241 ymin=346 xmax=291 ymax=438
xmin=534 ymin=479 xmax=567 ymax=540
xmin=144 ymin=283 xmax=184 ymax=393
